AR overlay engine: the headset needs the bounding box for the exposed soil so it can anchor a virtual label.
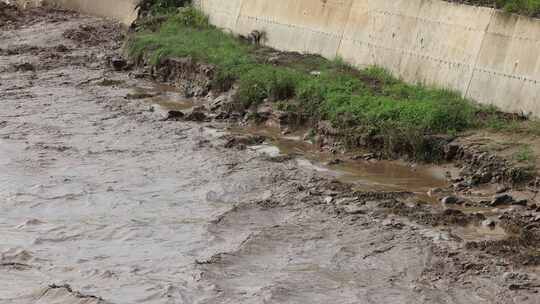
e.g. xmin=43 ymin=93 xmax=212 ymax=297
xmin=1 ymin=5 xmax=540 ymax=304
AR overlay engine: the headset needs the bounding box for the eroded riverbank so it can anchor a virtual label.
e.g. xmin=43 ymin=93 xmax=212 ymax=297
xmin=1 ymin=6 xmax=539 ymax=304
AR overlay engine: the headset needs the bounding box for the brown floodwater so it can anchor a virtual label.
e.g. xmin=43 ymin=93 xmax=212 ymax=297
xmin=1 ymin=8 xmax=533 ymax=304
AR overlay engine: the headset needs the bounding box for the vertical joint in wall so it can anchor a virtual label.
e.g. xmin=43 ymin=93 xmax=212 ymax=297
xmin=464 ymin=8 xmax=495 ymax=100
xmin=335 ymin=0 xmax=356 ymax=60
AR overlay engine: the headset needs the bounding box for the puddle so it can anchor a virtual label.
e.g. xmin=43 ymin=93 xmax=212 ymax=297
xmin=454 ymin=222 xmax=508 ymax=242
xmin=130 ymin=84 xmax=194 ymax=111
xmin=229 ymin=125 xmax=449 ymax=194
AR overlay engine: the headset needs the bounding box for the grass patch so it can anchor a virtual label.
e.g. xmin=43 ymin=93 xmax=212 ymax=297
xmin=127 ymin=7 xmax=508 ymax=160
xmin=496 ymin=0 xmax=540 ymax=16
xmin=450 ymin=0 xmax=540 ymax=17
xmin=514 ymin=145 xmax=535 ymax=163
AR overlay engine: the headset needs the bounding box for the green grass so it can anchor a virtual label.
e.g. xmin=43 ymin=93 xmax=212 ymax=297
xmin=514 ymin=145 xmax=534 ymax=163
xmin=460 ymin=0 xmax=540 ymax=16
xmin=127 ymin=8 xmax=491 ymax=160
xmin=496 ymin=0 xmax=540 ymax=16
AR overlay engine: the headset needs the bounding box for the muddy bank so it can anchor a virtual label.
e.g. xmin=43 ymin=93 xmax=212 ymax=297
xmin=125 ymin=18 xmax=540 ymax=271
xmin=1 ymin=6 xmax=540 ymax=304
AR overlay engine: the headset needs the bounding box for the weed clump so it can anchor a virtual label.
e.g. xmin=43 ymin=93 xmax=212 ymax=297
xmin=448 ymin=0 xmax=540 ymax=17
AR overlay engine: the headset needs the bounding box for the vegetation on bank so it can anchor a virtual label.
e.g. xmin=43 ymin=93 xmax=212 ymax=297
xmin=127 ymin=6 xmax=529 ymax=160
xmin=449 ymin=0 xmax=540 ymax=16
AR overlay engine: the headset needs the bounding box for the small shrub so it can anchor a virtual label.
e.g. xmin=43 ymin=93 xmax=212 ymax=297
xmin=170 ymin=6 xmax=209 ymax=28
xmin=138 ymin=0 xmax=191 ymax=16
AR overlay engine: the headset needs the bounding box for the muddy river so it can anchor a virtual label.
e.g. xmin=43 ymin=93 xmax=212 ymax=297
xmin=0 ymin=7 xmax=538 ymax=304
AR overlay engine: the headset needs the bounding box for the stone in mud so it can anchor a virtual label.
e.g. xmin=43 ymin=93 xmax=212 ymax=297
xmin=496 ymin=185 xmax=511 ymax=194
xmin=165 ymin=110 xmax=184 ymax=120
xmin=340 ymin=204 xmax=366 ymax=215
xmin=444 ymin=143 xmax=460 ymax=161
xmin=441 ymin=196 xmax=461 ymax=205
xmin=55 ymin=44 xmax=69 ymax=53
xmin=210 ymin=95 xmax=227 ymax=111
xmin=110 ymin=56 xmax=127 ymax=71
xmin=326 ymin=159 xmax=343 ymax=166
xmin=491 ymin=194 xmax=514 ymax=206
xmin=184 ymin=111 xmax=207 ymax=122
xmin=352 ymin=153 xmax=377 ymax=161
xmin=223 ymin=135 xmax=266 ymax=149
xmin=512 ymin=199 xmax=528 ymax=207
xmin=452 ymin=181 xmax=470 ymax=191
xmin=427 ymin=188 xmax=443 ymax=197
xmin=317 ymin=121 xmax=339 ymax=136
xmin=482 ymin=219 xmax=497 ymax=228
xmin=214 ymin=111 xmax=230 ymax=120
xmin=126 ymin=92 xmax=155 ymax=99
xmin=14 ymin=62 xmax=35 ymax=72
xmin=256 ymin=103 xmax=273 ymax=117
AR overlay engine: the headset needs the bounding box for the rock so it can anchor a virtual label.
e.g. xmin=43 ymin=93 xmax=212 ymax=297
xmin=255 ymin=103 xmax=273 ymax=118
xmin=340 ymin=204 xmax=366 ymax=215
xmin=126 ymin=92 xmax=154 ymax=99
xmin=482 ymin=219 xmax=497 ymax=228
xmin=491 ymin=194 xmax=514 ymax=207
xmin=214 ymin=111 xmax=230 ymax=120
xmin=358 ymin=153 xmax=376 ymax=161
xmin=110 ymin=56 xmax=127 ymax=71
xmin=452 ymin=182 xmax=469 ymax=191
xmin=302 ymin=130 xmax=314 ymax=141
xmin=442 ymin=209 xmax=465 ymax=217
xmin=267 ymin=55 xmax=280 ymax=64
xmin=14 ymin=62 xmax=35 ymax=72
xmin=224 ymin=135 xmax=265 ymax=149
xmin=281 ymin=128 xmax=291 ymax=135
xmin=441 ymin=196 xmax=460 ymax=205
xmin=317 ymin=121 xmax=339 ymax=136
xmin=503 ymin=272 xmax=516 ymax=282
xmin=512 ymin=199 xmax=528 ymax=207
xmin=54 ymin=44 xmax=69 ymax=52
xmin=326 ymin=159 xmax=343 ymax=166
xmin=210 ymin=95 xmax=227 ymax=111
xmin=165 ymin=110 xmax=184 ymax=120
xmin=444 ymin=143 xmax=459 ymax=160
xmin=324 ymin=196 xmax=334 ymax=204
xmin=496 ymin=185 xmax=510 ymax=194
xmin=184 ymin=111 xmax=207 ymax=122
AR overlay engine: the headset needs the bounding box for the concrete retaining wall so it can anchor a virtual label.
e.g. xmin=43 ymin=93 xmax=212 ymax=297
xmin=49 ymin=0 xmax=139 ymax=25
xmin=195 ymin=0 xmax=540 ymax=117
xmin=10 ymin=0 xmax=139 ymax=25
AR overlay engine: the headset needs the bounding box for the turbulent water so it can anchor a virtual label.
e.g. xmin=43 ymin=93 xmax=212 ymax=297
xmin=0 ymin=8 xmax=538 ymax=304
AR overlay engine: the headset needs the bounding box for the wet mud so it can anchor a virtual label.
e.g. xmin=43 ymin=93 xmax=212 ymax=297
xmin=1 ymin=6 xmax=540 ymax=304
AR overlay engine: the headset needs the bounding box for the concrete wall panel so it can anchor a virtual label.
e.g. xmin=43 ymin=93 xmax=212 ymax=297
xmin=48 ymin=0 xmax=139 ymax=25
xmin=195 ymin=0 xmax=243 ymax=31
xmin=467 ymin=12 xmax=540 ymax=114
xmin=234 ymin=0 xmax=353 ymax=58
